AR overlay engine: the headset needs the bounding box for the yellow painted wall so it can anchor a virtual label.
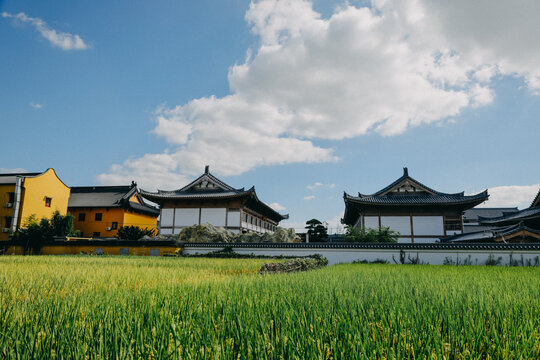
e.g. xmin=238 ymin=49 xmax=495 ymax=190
xmin=3 ymin=245 xmax=179 ymax=256
xmin=129 ymin=194 xmax=141 ymax=204
xmin=70 ymin=207 xmax=125 ymax=237
xmin=123 ymin=207 xmax=158 ymax=232
xmin=0 ymin=184 xmax=16 ymax=241
xmin=70 ymin=204 xmax=158 ymax=237
xmin=19 ymin=169 xmax=70 ymax=228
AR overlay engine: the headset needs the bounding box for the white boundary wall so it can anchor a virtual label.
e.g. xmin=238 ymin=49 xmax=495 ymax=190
xmin=183 ymin=245 xmax=540 ymax=266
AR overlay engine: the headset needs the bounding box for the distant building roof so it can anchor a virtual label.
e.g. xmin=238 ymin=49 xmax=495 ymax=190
xmin=463 ymin=207 xmax=519 ymax=223
xmin=443 ymin=222 xmax=540 ymax=243
xmin=69 ymin=183 xmax=159 ymax=216
xmin=140 ymin=166 xmax=288 ymax=222
xmin=478 ymin=206 xmax=540 ymax=226
xmin=0 ymin=171 xmax=44 ymax=185
xmin=531 ymin=188 xmax=540 ymax=208
xmin=343 ymin=168 xmax=488 ymax=224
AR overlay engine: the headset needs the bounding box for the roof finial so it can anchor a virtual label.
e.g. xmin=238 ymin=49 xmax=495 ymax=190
xmin=205 ymin=165 xmax=209 ymax=174
xmin=403 ymin=167 xmax=408 ymax=176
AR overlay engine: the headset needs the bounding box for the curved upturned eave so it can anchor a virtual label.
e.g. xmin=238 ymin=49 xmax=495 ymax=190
xmin=343 ymin=190 xmax=488 ymax=206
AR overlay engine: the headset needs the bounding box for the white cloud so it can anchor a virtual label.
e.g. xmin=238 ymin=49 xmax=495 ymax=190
xmin=99 ymin=0 xmax=540 ymax=188
xmin=279 ymin=220 xmax=307 ymax=231
xmin=268 ymin=202 xmax=286 ymax=211
xmin=29 ymin=102 xmax=43 ymax=109
xmin=306 ymin=181 xmax=323 ymax=190
xmin=479 ymin=184 xmax=540 ymax=209
xmin=303 ymin=195 xmax=315 ymax=201
xmin=325 ymin=211 xmax=345 ymax=234
xmin=0 ymin=167 xmax=28 ymax=173
xmin=2 ymin=12 xmax=88 ymax=50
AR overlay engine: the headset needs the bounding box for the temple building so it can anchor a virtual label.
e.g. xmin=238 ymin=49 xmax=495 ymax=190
xmin=69 ymin=183 xmax=159 ymax=238
xmin=342 ymin=168 xmax=489 ymax=243
xmin=0 ymin=168 xmax=70 ymax=241
xmin=140 ymin=166 xmax=288 ymax=235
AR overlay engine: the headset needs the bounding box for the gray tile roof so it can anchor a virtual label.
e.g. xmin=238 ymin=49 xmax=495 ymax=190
xmin=0 ymin=172 xmax=42 ymax=184
xmin=68 ymin=185 xmax=159 ymax=216
xmin=478 ymin=206 xmax=540 ymax=225
xmin=443 ymin=222 xmax=540 ymax=243
xmin=140 ymin=166 xmax=287 ymax=222
xmin=463 ymin=207 xmax=519 ymax=222
xmin=344 ymin=191 xmax=488 ymax=206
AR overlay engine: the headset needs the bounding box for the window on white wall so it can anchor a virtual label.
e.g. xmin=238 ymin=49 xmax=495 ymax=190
xmin=413 ymin=216 xmax=444 ymax=236
xmin=380 ymin=216 xmax=411 ymax=236
xmin=200 ymin=208 xmax=226 ymax=227
xmin=161 ymin=209 xmax=174 ymax=227
xmin=174 ymin=208 xmax=200 ymax=227
xmin=228 ymin=210 xmax=240 ymax=227
xmin=363 ymin=216 xmax=379 ymax=230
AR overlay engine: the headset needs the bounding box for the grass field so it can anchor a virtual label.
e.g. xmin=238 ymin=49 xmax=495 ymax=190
xmin=0 ymin=256 xmax=539 ymax=359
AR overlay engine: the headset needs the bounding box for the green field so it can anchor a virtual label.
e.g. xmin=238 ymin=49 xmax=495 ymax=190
xmin=0 ymin=256 xmax=538 ymax=359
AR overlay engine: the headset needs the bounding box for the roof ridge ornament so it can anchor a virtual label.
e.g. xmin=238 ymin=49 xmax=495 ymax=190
xmin=403 ymin=167 xmax=408 ymax=177
xmin=205 ymin=165 xmax=209 ymax=174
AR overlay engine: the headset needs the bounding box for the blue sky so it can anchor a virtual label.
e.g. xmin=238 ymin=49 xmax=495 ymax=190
xmin=2 ymin=0 xmax=539 ymax=232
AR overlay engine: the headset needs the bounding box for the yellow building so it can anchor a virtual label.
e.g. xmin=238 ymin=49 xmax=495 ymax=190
xmin=68 ymin=183 xmax=159 ymax=238
xmin=0 ymin=168 xmax=70 ymax=241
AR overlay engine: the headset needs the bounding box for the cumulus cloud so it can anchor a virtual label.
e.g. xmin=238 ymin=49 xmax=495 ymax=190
xmin=306 ymin=182 xmax=323 ymax=190
xmin=99 ymin=0 xmax=540 ymax=188
xmin=480 ymin=184 xmax=540 ymax=209
xmin=268 ymin=202 xmax=286 ymax=211
xmin=2 ymin=12 xmax=88 ymax=50
xmin=29 ymin=102 xmax=43 ymax=109
xmin=303 ymin=195 xmax=316 ymax=201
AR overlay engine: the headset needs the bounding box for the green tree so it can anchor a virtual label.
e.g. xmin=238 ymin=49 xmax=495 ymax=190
xmin=16 ymin=211 xmax=79 ymax=254
xmin=344 ymin=225 xmax=398 ymax=243
xmin=305 ymin=219 xmax=328 ymax=242
xmin=116 ymin=226 xmax=156 ymax=240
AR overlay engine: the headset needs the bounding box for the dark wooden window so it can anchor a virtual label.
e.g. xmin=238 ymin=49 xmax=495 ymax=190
xmin=95 ymin=213 xmax=103 ymax=221
xmin=78 ymin=213 xmax=86 ymax=221
xmin=111 ymin=222 xmax=118 ymax=230
xmin=444 ymin=218 xmax=461 ymax=231
xmin=45 ymin=197 xmax=52 ymax=207
xmin=8 ymin=192 xmax=15 ymax=203
xmin=4 ymin=216 xmax=12 ymax=228
xmin=93 ymin=232 xmax=100 ymax=237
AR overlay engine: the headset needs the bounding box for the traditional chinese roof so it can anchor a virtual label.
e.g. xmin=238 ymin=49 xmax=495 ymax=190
xmin=531 ymin=188 xmax=540 ymax=208
xmin=463 ymin=207 xmax=519 ymax=223
xmin=342 ymin=168 xmax=488 ymax=224
xmin=478 ymin=206 xmax=540 ymax=226
xmin=443 ymin=222 xmax=540 ymax=243
xmin=69 ymin=182 xmax=159 ymax=216
xmin=140 ymin=166 xmax=288 ymax=222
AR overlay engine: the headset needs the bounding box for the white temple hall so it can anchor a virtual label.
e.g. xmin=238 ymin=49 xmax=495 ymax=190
xmin=342 ymin=168 xmax=489 ymax=243
xmin=141 ymin=166 xmax=288 ymax=235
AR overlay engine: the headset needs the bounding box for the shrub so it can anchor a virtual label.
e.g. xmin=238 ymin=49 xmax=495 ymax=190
xmin=344 ymin=225 xmax=398 ymax=243
xmin=116 ymin=226 xmax=156 ymax=240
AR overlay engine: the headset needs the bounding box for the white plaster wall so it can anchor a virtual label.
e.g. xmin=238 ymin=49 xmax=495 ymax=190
xmin=183 ymin=246 xmax=540 ymax=266
xmin=413 ymin=238 xmax=440 ymax=243
xmin=200 ymin=208 xmax=226 ymax=227
xmin=413 ymin=216 xmax=444 ymax=236
xmin=380 ymin=216 xmax=411 ymax=235
xmin=364 ymin=216 xmax=379 ymax=229
xmin=174 ymin=208 xmax=200 ymax=227
xmin=161 ymin=209 xmax=174 ymax=227
xmin=160 ymin=228 xmax=173 ymax=235
xmin=228 ymin=211 xmax=240 ymax=227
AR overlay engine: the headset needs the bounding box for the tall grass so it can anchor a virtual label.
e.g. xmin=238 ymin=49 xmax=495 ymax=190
xmin=0 ymin=256 xmax=538 ymax=359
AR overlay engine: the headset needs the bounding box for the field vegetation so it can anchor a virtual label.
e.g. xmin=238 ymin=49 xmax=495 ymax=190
xmin=0 ymin=256 xmax=538 ymax=359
